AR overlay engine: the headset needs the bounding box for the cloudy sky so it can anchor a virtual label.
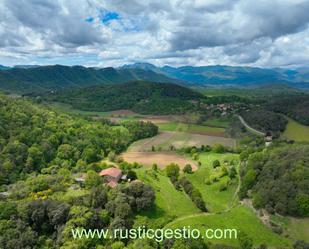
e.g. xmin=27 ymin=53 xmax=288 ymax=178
xmin=1 ymin=0 xmax=308 ymax=68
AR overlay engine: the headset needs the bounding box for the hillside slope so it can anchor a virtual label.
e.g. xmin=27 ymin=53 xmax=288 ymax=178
xmin=123 ymin=63 xmax=309 ymax=88
xmin=42 ymin=81 xmax=204 ymax=114
xmin=0 ymin=65 xmax=179 ymax=93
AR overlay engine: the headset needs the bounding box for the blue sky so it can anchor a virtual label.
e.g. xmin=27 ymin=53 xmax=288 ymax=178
xmin=0 ymin=0 xmax=308 ymax=68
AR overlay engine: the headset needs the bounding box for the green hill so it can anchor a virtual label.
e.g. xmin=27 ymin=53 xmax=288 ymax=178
xmin=0 ymin=65 xmax=179 ymax=93
xmin=42 ymin=81 xmax=204 ymax=114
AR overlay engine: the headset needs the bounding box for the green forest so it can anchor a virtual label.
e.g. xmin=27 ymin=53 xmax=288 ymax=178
xmin=39 ymin=81 xmax=203 ymax=114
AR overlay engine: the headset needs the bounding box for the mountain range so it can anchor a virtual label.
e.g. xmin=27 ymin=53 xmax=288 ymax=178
xmin=0 ymin=63 xmax=308 ymax=93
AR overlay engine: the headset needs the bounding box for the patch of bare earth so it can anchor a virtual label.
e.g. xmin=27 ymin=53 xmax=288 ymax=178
xmin=122 ymin=151 xmax=198 ymax=171
xmin=108 ymin=109 xmax=138 ymax=116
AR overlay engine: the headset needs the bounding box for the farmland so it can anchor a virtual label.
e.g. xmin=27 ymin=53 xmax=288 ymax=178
xmin=127 ymin=131 xmax=236 ymax=152
xmin=123 ymin=151 xmax=198 ymax=170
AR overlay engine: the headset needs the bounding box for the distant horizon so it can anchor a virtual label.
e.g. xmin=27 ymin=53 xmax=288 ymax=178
xmin=1 ymin=62 xmax=307 ymax=70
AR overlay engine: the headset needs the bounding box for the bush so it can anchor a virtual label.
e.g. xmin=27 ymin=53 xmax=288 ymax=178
xmin=183 ymin=164 xmax=193 ymax=174
xmin=213 ymin=160 xmax=220 ymax=168
xmin=166 ymin=163 xmax=180 ymax=179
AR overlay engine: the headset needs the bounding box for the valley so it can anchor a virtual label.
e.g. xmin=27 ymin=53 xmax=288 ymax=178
xmin=1 ymin=77 xmax=308 ymax=249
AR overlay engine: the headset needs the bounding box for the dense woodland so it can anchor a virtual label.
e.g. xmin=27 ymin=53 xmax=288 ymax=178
xmin=239 ymin=145 xmax=309 ymax=217
xmin=0 ymin=94 xmax=214 ymax=249
xmin=41 ymin=81 xmax=203 ymax=114
xmin=241 ymin=110 xmax=288 ymax=135
xmin=265 ymin=95 xmax=309 ymax=125
xmin=0 ymin=94 xmax=157 ymax=185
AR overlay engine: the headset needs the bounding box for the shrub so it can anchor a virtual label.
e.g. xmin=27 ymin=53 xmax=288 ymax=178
xmin=213 ymin=160 xmax=220 ymax=168
xmin=183 ymin=164 xmax=193 ymax=174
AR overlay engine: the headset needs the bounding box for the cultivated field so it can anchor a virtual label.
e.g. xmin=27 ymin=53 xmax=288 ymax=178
xmin=157 ymin=122 xmax=226 ymax=136
xmin=128 ymin=131 xmax=236 ymax=152
xmin=122 ymin=151 xmax=198 ymax=170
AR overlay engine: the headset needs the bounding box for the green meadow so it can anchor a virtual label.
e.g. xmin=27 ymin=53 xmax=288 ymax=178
xmin=157 ymin=122 xmax=226 ymax=135
xmin=283 ymin=118 xmax=309 ymax=142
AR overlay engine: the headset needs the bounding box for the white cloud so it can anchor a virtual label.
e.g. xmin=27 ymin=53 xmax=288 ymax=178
xmin=0 ymin=0 xmax=308 ymax=67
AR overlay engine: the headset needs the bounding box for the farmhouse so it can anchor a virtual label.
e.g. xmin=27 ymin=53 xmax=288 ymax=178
xmin=99 ymin=167 xmax=122 ymax=188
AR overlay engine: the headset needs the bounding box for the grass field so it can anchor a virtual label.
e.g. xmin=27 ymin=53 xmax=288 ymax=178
xmin=202 ymin=118 xmax=230 ymax=128
xmin=187 ymin=152 xmax=240 ymax=212
xmin=135 ymin=168 xmax=200 ymax=219
xmin=133 ymin=152 xmax=297 ymax=248
xmin=157 ymin=122 xmax=226 ymax=136
xmin=270 ymin=215 xmax=309 ymax=242
xmin=167 ymin=206 xmax=291 ymax=247
xmin=283 ymin=118 xmax=309 ymax=142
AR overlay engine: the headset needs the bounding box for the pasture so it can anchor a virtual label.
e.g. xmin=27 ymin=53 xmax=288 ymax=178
xmin=158 ymin=122 xmax=226 ymax=136
xmin=187 ymin=152 xmax=240 ymax=212
xmin=135 ymin=168 xmax=200 ymax=218
xmin=283 ymin=118 xmax=309 ymax=142
xmin=167 ymin=206 xmax=291 ymax=247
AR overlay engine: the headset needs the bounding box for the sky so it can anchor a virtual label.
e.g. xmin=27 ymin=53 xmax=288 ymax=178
xmin=0 ymin=0 xmax=309 ymax=68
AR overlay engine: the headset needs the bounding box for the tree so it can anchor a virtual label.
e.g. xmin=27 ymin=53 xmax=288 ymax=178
xmin=229 ymin=166 xmax=237 ymax=179
xmin=152 ymin=163 xmax=158 ymax=171
xmin=81 ymin=147 xmax=98 ymax=163
xmin=213 ymin=160 xmax=220 ymax=168
xmin=293 ymin=240 xmax=309 ymax=249
xmin=213 ymin=144 xmax=225 ymax=153
xmin=183 ymin=164 xmax=193 ymax=174
xmin=127 ymin=170 xmax=137 ymax=181
xmin=90 ymin=186 xmax=108 ymax=208
xmin=85 ymin=170 xmax=102 ymax=189
xmin=166 ymin=163 xmax=180 ymax=179
xmin=115 ymin=203 xmax=132 ymax=218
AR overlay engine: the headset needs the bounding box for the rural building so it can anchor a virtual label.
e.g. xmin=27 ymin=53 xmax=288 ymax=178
xmin=99 ymin=167 xmax=122 ymax=188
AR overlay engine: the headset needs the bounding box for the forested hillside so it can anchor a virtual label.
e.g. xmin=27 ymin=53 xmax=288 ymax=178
xmin=42 ymin=81 xmax=204 ymax=114
xmin=0 ymin=94 xmax=157 ymax=185
xmin=0 ymin=65 xmax=178 ymax=93
xmin=241 ymin=110 xmax=288 ymax=135
xmin=239 ymin=145 xmax=309 ymax=217
xmin=265 ymin=95 xmax=309 ymax=125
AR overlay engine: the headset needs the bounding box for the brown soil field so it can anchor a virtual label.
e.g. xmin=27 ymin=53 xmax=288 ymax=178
xmin=128 ymin=131 xmax=236 ymax=152
xmin=122 ymin=151 xmax=198 ymax=170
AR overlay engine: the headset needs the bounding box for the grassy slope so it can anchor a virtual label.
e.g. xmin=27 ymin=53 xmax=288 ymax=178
xmin=283 ymin=118 xmax=309 ymax=142
xmin=135 ymin=168 xmax=200 ymax=219
xmin=167 ymin=206 xmax=290 ymax=247
xmin=187 ymin=152 xmax=239 ymax=212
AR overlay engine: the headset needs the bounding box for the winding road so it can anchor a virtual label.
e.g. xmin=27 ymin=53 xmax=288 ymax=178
xmin=238 ymin=115 xmax=265 ymax=136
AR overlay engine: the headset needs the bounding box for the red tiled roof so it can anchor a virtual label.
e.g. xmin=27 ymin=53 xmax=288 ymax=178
xmin=99 ymin=167 xmax=122 ymax=178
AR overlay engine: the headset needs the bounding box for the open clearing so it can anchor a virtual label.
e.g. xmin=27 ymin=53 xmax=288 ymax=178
xmin=167 ymin=206 xmax=290 ymax=247
xmin=123 ymin=132 xmax=236 ymax=170
xmin=283 ymin=118 xmax=309 ymax=142
xmin=123 ymin=151 xmax=198 ymax=170
xmin=158 ymin=122 xmax=226 ymax=136
xmin=187 ymin=152 xmax=240 ymax=212
xmin=128 ymin=131 xmax=236 ymax=152
xmin=134 ymin=152 xmax=292 ymax=248
xmin=135 ymin=168 xmax=200 ymax=218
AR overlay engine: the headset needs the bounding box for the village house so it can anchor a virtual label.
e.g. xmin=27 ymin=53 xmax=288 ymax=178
xmin=99 ymin=167 xmax=122 ymax=188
